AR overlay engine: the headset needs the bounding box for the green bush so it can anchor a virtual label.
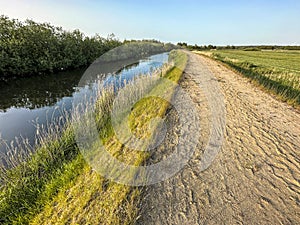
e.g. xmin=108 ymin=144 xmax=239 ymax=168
xmin=0 ymin=15 xmax=121 ymax=78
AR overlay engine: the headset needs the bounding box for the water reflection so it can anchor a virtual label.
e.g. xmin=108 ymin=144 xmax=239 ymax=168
xmin=0 ymin=52 xmax=169 ymax=153
xmin=0 ymin=69 xmax=85 ymax=112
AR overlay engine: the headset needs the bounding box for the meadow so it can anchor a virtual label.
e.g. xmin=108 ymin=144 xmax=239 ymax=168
xmin=197 ymin=50 xmax=300 ymax=106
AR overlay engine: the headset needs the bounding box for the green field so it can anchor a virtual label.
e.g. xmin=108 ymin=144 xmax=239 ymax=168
xmin=200 ymin=50 xmax=300 ymax=106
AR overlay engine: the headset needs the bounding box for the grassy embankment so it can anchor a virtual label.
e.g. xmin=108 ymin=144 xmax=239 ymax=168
xmin=195 ymin=50 xmax=300 ymax=107
xmin=0 ymin=50 xmax=187 ymax=224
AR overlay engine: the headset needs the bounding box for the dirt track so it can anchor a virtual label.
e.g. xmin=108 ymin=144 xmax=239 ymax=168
xmin=136 ymin=52 xmax=300 ymax=224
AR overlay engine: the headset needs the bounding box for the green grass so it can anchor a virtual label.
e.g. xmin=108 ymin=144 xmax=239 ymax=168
xmin=196 ymin=50 xmax=300 ymax=106
xmin=0 ymin=126 xmax=84 ymax=224
xmin=0 ymin=50 xmax=187 ymax=224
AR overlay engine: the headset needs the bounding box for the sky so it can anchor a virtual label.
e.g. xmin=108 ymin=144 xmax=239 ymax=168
xmin=1 ymin=0 xmax=300 ymax=45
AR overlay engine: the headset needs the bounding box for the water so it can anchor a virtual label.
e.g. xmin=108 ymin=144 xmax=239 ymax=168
xmin=0 ymin=52 xmax=169 ymax=153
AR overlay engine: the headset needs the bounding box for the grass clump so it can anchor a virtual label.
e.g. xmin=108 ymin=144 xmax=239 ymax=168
xmin=0 ymin=125 xmax=85 ymax=224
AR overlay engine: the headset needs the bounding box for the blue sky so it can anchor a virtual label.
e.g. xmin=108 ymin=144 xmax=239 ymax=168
xmin=1 ymin=0 xmax=300 ymax=45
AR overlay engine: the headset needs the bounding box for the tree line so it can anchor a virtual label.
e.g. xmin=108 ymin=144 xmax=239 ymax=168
xmin=177 ymin=42 xmax=300 ymax=51
xmin=0 ymin=15 xmax=121 ymax=78
xmin=98 ymin=41 xmax=178 ymax=63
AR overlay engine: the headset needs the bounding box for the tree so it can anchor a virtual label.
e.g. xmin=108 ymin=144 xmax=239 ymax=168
xmin=0 ymin=15 xmax=122 ymax=77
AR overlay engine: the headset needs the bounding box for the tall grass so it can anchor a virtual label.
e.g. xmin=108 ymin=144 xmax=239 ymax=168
xmin=0 ymin=117 xmax=84 ymax=224
xmin=0 ymin=50 xmax=187 ymax=224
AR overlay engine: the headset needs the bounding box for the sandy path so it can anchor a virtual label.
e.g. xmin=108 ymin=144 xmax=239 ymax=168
xmin=136 ymin=52 xmax=300 ymax=225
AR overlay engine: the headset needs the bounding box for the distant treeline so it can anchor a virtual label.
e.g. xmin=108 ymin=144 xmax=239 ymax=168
xmin=98 ymin=41 xmax=178 ymax=63
xmin=0 ymin=15 xmax=121 ymax=78
xmin=177 ymin=42 xmax=300 ymax=51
